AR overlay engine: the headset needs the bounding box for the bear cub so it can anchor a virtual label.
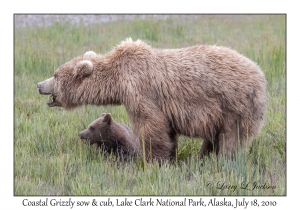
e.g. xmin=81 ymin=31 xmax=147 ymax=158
xmin=79 ymin=113 xmax=140 ymax=157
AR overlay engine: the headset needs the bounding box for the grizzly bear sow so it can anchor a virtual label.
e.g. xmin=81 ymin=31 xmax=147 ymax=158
xmin=79 ymin=113 xmax=139 ymax=156
xmin=37 ymin=38 xmax=267 ymax=162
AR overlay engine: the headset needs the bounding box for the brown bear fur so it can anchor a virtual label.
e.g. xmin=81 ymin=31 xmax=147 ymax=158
xmin=79 ymin=113 xmax=140 ymax=157
xmin=37 ymin=38 xmax=268 ymax=162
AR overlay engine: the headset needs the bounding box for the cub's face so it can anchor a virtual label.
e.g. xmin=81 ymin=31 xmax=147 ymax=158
xmin=78 ymin=113 xmax=113 ymax=145
xmin=37 ymin=51 xmax=97 ymax=109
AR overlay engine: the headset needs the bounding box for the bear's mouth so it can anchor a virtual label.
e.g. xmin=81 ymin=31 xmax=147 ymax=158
xmin=47 ymin=94 xmax=56 ymax=107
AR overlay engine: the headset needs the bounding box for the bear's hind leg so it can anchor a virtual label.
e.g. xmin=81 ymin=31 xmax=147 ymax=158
xmin=199 ymin=140 xmax=215 ymax=158
xmin=217 ymin=122 xmax=244 ymax=157
xmin=198 ymin=126 xmax=220 ymax=158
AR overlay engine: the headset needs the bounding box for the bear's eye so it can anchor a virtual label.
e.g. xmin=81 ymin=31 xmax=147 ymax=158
xmin=89 ymin=126 xmax=95 ymax=131
xmin=54 ymin=74 xmax=57 ymax=79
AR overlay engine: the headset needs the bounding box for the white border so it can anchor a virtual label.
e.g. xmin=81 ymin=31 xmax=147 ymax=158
xmin=3 ymin=0 xmax=298 ymax=209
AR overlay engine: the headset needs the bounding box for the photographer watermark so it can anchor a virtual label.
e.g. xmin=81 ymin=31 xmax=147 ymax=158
xmin=206 ymin=181 xmax=276 ymax=193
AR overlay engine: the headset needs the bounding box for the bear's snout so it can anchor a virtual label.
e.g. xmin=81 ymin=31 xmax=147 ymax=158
xmin=78 ymin=130 xmax=89 ymax=140
xmin=37 ymin=82 xmax=46 ymax=95
xmin=37 ymin=82 xmax=43 ymax=94
xmin=78 ymin=131 xmax=84 ymax=139
xmin=37 ymin=77 xmax=55 ymax=95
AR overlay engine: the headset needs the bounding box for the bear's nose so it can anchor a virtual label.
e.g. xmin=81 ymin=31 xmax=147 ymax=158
xmin=78 ymin=132 xmax=84 ymax=138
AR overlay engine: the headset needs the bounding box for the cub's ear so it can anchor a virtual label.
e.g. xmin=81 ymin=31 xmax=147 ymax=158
xmin=103 ymin=113 xmax=112 ymax=125
xmin=73 ymin=60 xmax=93 ymax=79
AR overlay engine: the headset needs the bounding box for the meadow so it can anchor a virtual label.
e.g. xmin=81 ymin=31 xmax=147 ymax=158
xmin=14 ymin=15 xmax=286 ymax=195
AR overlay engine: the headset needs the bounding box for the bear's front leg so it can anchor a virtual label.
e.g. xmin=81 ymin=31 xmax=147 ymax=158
xmin=137 ymin=119 xmax=177 ymax=163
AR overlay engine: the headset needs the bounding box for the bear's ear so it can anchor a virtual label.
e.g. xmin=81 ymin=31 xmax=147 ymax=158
xmin=84 ymin=51 xmax=97 ymax=58
xmin=103 ymin=113 xmax=112 ymax=125
xmin=73 ymin=60 xmax=94 ymax=78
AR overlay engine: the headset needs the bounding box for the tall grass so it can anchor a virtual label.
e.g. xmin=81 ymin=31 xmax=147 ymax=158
xmin=14 ymin=15 xmax=286 ymax=195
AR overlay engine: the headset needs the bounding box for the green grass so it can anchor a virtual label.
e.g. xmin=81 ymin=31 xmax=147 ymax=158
xmin=14 ymin=15 xmax=286 ymax=195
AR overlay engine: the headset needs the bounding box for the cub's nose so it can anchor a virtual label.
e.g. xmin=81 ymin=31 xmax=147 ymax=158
xmin=78 ymin=132 xmax=84 ymax=139
xmin=37 ymin=82 xmax=41 ymax=89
